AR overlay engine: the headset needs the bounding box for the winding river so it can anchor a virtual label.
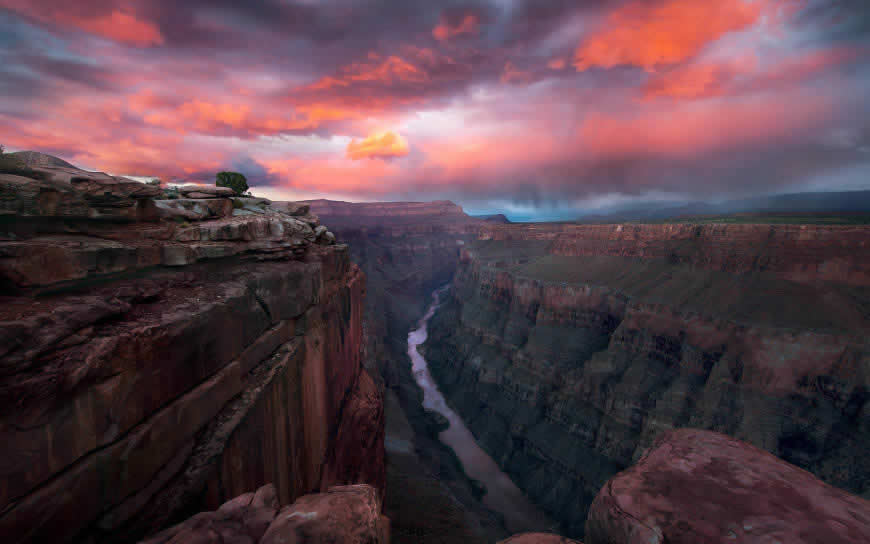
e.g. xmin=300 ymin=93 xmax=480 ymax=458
xmin=408 ymin=286 xmax=557 ymax=535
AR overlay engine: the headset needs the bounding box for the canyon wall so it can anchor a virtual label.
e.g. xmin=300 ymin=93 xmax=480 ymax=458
xmin=0 ymin=164 xmax=384 ymax=543
xmin=424 ymin=224 xmax=870 ymax=538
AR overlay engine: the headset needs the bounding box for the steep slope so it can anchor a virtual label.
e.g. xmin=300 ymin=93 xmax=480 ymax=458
xmin=0 ymin=165 xmax=384 ymax=543
xmin=425 ymin=224 xmax=870 ymax=538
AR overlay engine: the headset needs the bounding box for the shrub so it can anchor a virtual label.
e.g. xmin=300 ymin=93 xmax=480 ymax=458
xmin=216 ymin=171 xmax=248 ymax=195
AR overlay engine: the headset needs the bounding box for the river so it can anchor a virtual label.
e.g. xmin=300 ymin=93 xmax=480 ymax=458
xmin=408 ymin=286 xmax=557 ymax=535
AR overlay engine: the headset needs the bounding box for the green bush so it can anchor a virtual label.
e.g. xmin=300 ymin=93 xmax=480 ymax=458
xmin=216 ymin=171 xmax=248 ymax=195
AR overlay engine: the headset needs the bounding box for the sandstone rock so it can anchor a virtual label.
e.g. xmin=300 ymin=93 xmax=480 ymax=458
xmin=0 ymin=167 xmax=159 ymax=220
xmin=141 ymin=484 xmax=280 ymax=544
xmin=499 ymin=534 xmax=581 ymax=544
xmin=178 ymin=185 xmax=236 ymax=198
xmin=155 ymin=198 xmax=234 ymax=221
xmin=319 ymin=370 xmax=386 ymax=499
xmin=271 ymin=201 xmax=310 ymax=216
xmin=260 ymin=485 xmax=389 ymax=544
xmin=0 ymin=170 xmax=375 ymax=544
xmin=586 ymin=429 xmax=870 ymax=544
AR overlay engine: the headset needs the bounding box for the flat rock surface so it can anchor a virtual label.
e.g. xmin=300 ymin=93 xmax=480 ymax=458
xmin=586 ymin=429 xmax=870 ymax=544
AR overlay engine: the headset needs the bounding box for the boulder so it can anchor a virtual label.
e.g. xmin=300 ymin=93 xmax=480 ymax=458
xmin=585 ymin=429 xmax=870 ymax=544
xmin=260 ymin=485 xmax=389 ymax=544
xmin=178 ymin=185 xmax=236 ymax=198
xmin=141 ymin=484 xmax=280 ymax=544
xmin=271 ymin=201 xmax=310 ymax=217
xmin=155 ymin=199 xmax=234 ymax=221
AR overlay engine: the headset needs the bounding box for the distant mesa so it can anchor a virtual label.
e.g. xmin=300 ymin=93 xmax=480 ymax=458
xmin=475 ymin=213 xmax=512 ymax=224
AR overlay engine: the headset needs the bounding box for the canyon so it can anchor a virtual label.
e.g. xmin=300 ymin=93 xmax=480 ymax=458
xmin=424 ymin=223 xmax=870 ymax=538
xmin=1 ymin=158 xmax=869 ymax=543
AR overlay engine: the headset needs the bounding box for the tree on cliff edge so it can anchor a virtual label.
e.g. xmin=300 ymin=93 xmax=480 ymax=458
xmin=216 ymin=171 xmax=249 ymax=195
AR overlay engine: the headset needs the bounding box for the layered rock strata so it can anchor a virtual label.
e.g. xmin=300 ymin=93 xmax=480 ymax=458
xmin=0 ymin=162 xmax=381 ymax=543
xmin=586 ymin=430 xmax=870 ymax=544
xmin=424 ymin=229 xmax=870 ymax=538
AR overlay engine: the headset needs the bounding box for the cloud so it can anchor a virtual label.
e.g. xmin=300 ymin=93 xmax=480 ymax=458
xmin=0 ymin=0 xmax=868 ymax=215
xmin=433 ymin=13 xmax=479 ymax=41
xmin=573 ymin=0 xmax=764 ymax=71
xmin=347 ymin=131 xmax=410 ymax=160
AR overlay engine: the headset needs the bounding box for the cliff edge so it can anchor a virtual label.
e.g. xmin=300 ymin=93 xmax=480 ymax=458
xmin=0 ymin=160 xmax=384 ymax=542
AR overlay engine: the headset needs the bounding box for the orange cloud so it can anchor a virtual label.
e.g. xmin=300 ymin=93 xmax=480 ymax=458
xmin=74 ymin=10 xmax=164 ymax=46
xmin=547 ymin=58 xmax=567 ymax=70
xmin=642 ymin=53 xmax=759 ymax=99
xmin=0 ymin=3 xmax=163 ymax=46
xmin=346 ymin=131 xmax=410 ymax=160
xmin=574 ymin=0 xmax=763 ymax=72
xmin=307 ymin=55 xmax=428 ymax=91
xmin=577 ymin=93 xmax=832 ymax=158
xmin=433 ymin=14 xmax=478 ymax=41
xmin=500 ymin=61 xmax=532 ymax=84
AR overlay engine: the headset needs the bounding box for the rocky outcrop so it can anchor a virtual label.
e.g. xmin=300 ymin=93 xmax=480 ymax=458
xmin=142 ymin=484 xmax=389 ymax=544
xmin=586 ymin=430 xmax=870 ymax=544
xmin=0 ymin=160 xmax=383 ymax=543
xmin=424 ymin=232 xmax=870 ymax=538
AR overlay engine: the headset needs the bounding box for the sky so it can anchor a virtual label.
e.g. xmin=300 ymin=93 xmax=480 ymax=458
xmin=1 ymin=0 xmax=869 ymax=218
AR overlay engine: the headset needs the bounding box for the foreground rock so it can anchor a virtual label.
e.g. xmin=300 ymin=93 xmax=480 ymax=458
xmin=586 ymin=429 xmax=870 ymax=544
xmin=143 ymin=484 xmax=389 ymax=544
xmin=0 ymin=155 xmax=375 ymax=543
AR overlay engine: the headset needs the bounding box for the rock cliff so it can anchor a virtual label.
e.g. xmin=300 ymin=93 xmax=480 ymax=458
xmin=424 ymin=224 xmax=870 ymax=538
xmin=0 ymin=162 xmax=384 ymax=542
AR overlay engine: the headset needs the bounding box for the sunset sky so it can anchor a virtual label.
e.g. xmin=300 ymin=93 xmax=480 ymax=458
xmin=1 ymin=0 xmax=869 ymax=218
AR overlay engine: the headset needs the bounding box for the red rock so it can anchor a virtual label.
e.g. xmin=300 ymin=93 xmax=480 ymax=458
xmin=154 ymin=198 xmax=234 ymax=221
xmin=178 ymin=185 xmax=237 ymax=198
xmin=0 ymin=168 xmax=382 ymax=543
xmin=585 ymin=429 xmax=870 ymax=544
xmin=481 ymin=223 xmax=870 ymax=286
xmin=141 ymin=484 xmax=280 ymax=544
xmin=320 ymin=370 xmax=386 ymax=499
xmin=260 ymin=485 xmax=389 ymax=544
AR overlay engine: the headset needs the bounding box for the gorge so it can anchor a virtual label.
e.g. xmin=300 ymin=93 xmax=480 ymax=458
xmin=0 ymin=160 xmax=869 ymax=543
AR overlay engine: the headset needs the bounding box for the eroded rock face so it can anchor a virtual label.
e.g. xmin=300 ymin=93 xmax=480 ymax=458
xmin=424 ymin=233 xmax=870 ymax=538
xmin=142 ymin=484 xmax=389 ymax=544
xmin=586 ymin=430 xmax=870 ymax=544
xmin=0 ymin=161 xmax=376 ymax=543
